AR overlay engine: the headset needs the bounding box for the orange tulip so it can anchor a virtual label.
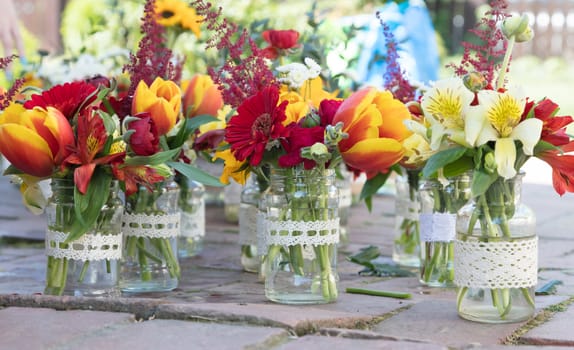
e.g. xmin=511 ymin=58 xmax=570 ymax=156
xmin=333 ymin=88 xmax=412 ymax=176
xmin=0 ymin=105 xmax=74 ymax=177
xmin=132 ymin=77 xmax=181 ymax=136
xmin=182 ymin=74 xmax=223 ymax=118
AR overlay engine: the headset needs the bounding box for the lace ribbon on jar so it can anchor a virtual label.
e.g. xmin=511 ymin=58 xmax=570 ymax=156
xmin=122 ymin=213 xmax=181 ymax=238
xmin=45 ymin=230 xmax=122 ymax=261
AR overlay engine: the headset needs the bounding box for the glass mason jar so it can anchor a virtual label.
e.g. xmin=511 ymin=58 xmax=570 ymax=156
xmin=264 ymin=167 xmax=340 ymax=304
xmin=392 ymin=168 xmax=421 ymax=267
xmin=224 ymin=181 xmax=242 ymax=223
xmin=336 ymin=167 xmax=353 ymax=248
xmin=239 ymin=174 xmax=267 ymax=273
xmin=455 ymin=173 xmax=537 ymax=323
xmin=177 ymin=176 xmax=205 ymax=258
xmin=45 ymin=178 xmax=123 ymax=296
xmin=419 ymin=173 xmax=471 ymax=287
xmin=120 ymin=179 xmax=181 ymax=293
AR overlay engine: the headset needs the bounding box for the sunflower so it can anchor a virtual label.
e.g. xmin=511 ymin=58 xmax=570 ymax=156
xmin=154 ymin=0 xmax=186 ymax=27
xmin=180 ymin=6 xmax=203 ymax=38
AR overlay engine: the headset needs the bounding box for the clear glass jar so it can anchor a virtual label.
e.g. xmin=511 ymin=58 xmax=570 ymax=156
xmin=392 ymin=168 xmax=421 ymax=267
xmin=120 ymin=179 xmax=181 ymax=293
xmin=45 ymin=178 xmax=123 ymax=296
xmin=419 ymin=173 xmax=471 ymax=287
xmin=177 ymin=177 xmax=205 ymax=258
xmin=264 ymin=167 xmax=339 ymax=304
xmin=336 ymin=167 xmax=353 ymax=248
xmin=455 ymin=174 xmax=537 ymax=323
xmin=224 ymin=181 xmax=242 ymax=223
xmin=239 ymin=174 xmax=266 ymax=273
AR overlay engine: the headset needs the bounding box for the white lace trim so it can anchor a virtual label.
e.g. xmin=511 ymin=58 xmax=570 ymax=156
xmin=122 ymin=212 xmax=180 ymax=238
xmin=239 ymin=205 xmax=258 ymax=245
xmin=454 ymin=237 xmax=538 ymax=289
xmin=45 ymin=230 xmax=122 ymax=261
xmin=420 ymin=213 xmax=456 ymax=242
xmin=339 ymin=187 xmax=352 ymax=208
xmin=181 ymin=203 xmax=205 ymax=239
xmin=256 ymin=211 xmax=268 ymax=255
xmin=265 ymin=219 xmax=340 ymax=247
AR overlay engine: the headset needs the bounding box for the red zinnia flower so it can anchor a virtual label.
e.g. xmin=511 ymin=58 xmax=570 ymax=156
xmin=261 ymin=29 xmax=300 ymax=60
xmin=24 ymin=81 xmax=98 ymax=120
xmin=225 ymin=85 xmax=289 ymax=166
xmin=63 ymin=107 xmax=125 ymax=194
xmin=523 ymin=98 xmax=573 ymax=147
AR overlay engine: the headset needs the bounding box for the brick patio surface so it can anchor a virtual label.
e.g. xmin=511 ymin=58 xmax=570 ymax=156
xmin=1 ymin=169 xmax=573 ymax=349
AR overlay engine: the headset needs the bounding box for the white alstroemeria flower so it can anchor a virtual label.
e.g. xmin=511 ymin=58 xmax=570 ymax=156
xmin=276 ymin=57 xmax=322 ymax=88
xmin=277 ymin=62 xmax=310 ymax=88
xmin=303 ymin=57 xmax=321 ymax=78
xmin=466 ymin=87 xmax=543 ymax=179
xmin=421 ymin=78 xmax=475 ymax=150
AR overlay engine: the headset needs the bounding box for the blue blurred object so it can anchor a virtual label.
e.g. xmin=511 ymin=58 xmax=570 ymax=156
xmin=356 ymin=0 xmax=439 ymax=87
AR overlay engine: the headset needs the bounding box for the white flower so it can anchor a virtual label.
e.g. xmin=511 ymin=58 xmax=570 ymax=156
xmin=421 ymin=78 xmax=475 ymax=150
xmin=276 ymin=57 xmax=323 ymax=88
xmin=465 ymin=87 xmax=543 ymax=179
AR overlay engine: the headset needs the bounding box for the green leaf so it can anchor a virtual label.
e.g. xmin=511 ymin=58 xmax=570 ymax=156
xmin=422 ymin=146 xmax=467 ymax=178
xmin=534 ymin=140 xmax=562 ymax=154
xmin=471 ymin=170 xmax=498 ymax=197
xmin=167 ymin=161 xmax=224 ymax=187
xmin=169 ymin=114 xmax=220 ymax=150
xmin=442 ymin=156 xmax=474 ymax=178
xmin=67 ymin=171 xmax=112 ymax=242
xmin=2 ymin=164 xmax=24 ymax=176
xmin=359 ymin=169 xmax=395 ymax=212
xmin=124 ymin=148 xmax=181 ymax=166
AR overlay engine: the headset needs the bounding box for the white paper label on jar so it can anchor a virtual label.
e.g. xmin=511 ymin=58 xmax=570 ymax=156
xmin=420 ymin=213 xmax=456 ymax=242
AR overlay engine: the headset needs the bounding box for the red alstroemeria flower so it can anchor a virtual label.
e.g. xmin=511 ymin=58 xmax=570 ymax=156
xmin=126 ymin=114 xmax=160 ymax=156
xmin=63 ymin=107 xmax=125 ymax=194
xmin=538 ymin=141 xmax=574 ymax=196
xmin=112 ymin=164 xmax=166 ymax=197
xmin=523 ymin=98 xmax=573 ymax=146
xmin=279 ymin=124 xmax=324 ymax=169
xmin=24 ymin=81 xmax=98 ymax=120
xmin=225 ymin=85 xmax=289 ymax=166
xmin=262 ymin=29 xmax=300 ymax=60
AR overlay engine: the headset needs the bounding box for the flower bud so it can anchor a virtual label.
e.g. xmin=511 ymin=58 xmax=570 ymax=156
xmin=502 ymin=14 xmax=533 ymax=42
xmin=515 ymin=25 xmax=534 ymax=43
xmin=463 ymin=72 xmax=487 ymax=92
xmin=300 ymin=110 xmax=321 ymax=128
xmin=484 ymin=152 xmax=497 ymax=174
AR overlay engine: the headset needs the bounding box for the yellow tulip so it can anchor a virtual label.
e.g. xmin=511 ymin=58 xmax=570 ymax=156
xmin=182 ymin=74 xmax=223 ymax=118
xmin=0 ymin=106 xmax=74 ymax=177
xmin=132 ymin=77 xmax=181 ymax=136
xmin=333 ymin=87 xmax=412 ymax=176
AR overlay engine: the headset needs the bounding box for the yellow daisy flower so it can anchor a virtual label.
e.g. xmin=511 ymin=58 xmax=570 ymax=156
xmin=180 ymin=6 xmax=203 ymax=38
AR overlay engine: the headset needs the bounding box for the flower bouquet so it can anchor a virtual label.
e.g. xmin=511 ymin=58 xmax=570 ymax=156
xmin=413 ymin=1 xmax=574 ymax=322
xmin=112 ymin=0 xmax=221 ymax=292
xmin=0 ymin=77 xmax=128 ymax=296
xmin=193 ymin=0 xmax=413 ymax=303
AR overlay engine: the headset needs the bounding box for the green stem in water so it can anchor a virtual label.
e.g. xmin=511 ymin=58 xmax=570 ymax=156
xmin=78 ymin=261 xmax=90 ymax=283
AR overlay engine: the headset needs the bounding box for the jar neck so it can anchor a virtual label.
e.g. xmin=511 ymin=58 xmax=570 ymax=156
xmin=474 ymin=174 xmax=523 ymax=208
xmin=269 ymin=167 xmax=336 ymax=189
xmin=50 ymin=178 xmax=120 ymax=203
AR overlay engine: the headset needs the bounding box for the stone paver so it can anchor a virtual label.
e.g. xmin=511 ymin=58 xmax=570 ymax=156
xmin=520 ymin=302 xmax=574 ymax=346
xmin=0 ymin=307 xmax=134 ymax=349
xmin=276 ymin=335 xmax=447 ymax=350
xmin=78 ymin=318 xmax=289 ymax=350
xmin=370 ymin=300 xmax=527 ymax=347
